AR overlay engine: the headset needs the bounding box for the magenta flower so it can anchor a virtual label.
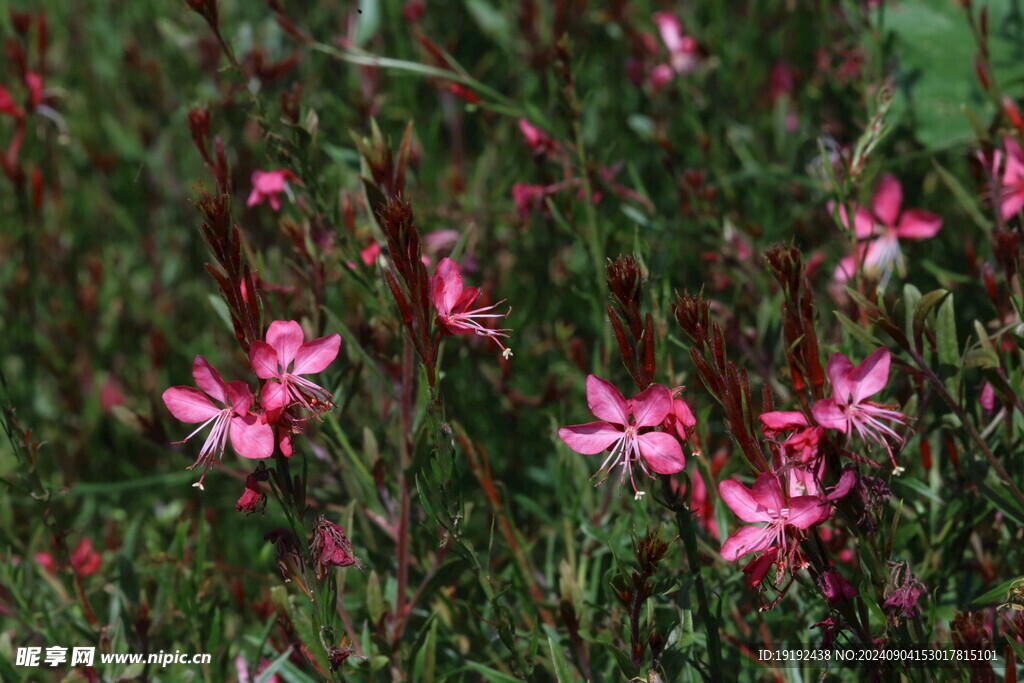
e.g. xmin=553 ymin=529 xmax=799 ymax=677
xmin=0 ymin=85 xmax=22 ymax=118
xmin=431 ymin=257 xmax=512 ymax=358
xmin=990 ymin=137 xmax=1024 ymax=220
xmin=310 ymin=516 xmax=362 ymax=580
xmin=518 ymin=118 xmax=557 ymax=156
xmin=250 ymin=320 xmax=341 ymax=413
xmin=558 ymin=376 xmax=685 ymax=499
xmin=759 ymin=410 xmax=825 ymax=496
xmin=652 ymin=12 xmax=698 ymax=75
xmin=719 ymin=472 xmax=830 ymax=561
xmin=247 ymin=169 xmax=300 ymax=211
xmin=833 ymin=174 xmax=942 ymax=283
xmin=811 ymin=348 xmax=908 ymax=473
xmin=163 ymin=356 xmax=274 ymax=489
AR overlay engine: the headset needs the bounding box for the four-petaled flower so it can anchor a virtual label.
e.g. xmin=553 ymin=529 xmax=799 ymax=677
xmin=719 ymin=472 xmax=830 ymax=562
xmin=162 ymin=356 xmax=274 ymax=489
xmin=247 ymin=169 xmax=300 ymax=211
xmin=812 ymin=348 xmax=908 ymax=473
xmin=558 ymin=375 xmax=685 ymax=499
xmin=250 ymin=320 xmax=341 ymax=413
xmin=833 ymin=174 xmax=942 ymax=285
xmin=431 ymin=257 xmax=513 ymax=358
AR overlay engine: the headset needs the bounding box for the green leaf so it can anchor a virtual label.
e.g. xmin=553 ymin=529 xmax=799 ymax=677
xmin=834 ymin=311 xmax=882 ymax=347
xmin=932 ymin=160 xmax=992 ymax=233
xmin=903 ymin=284 xmax=922 ymax=338
xmin=547 ymin=634 xmax=576 ymax=682
xmin=887 ymin=0 xmax=1024 ymax=150
xmin=414 ymin=616 xmax=439 ymax=683
xmin=936 ymin=293 xmax=959 ymax=366
xmin=256 ymin=647 xmax=295 ymax=683
xmin=972 ymin=576 xmax=1024 ymax=606
xmin=912 ymin=289 xmax=948 ymax=339
xmin=963 ymin=347 xmax=1000 ymax=369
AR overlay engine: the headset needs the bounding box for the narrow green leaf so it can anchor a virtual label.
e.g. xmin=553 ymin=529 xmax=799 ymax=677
xmin=834 ymin=311 xmax=882 ymax=347
xmin=256 ymin=647 xmax=295 ymax=683
xmin=547 ymin=634 xmax=575 ymax=682
xmin=903 ymin=284 xmax=922 ymax=338
xmin=912 ymin=289 xmax=948 ymax=339
xmin=936 ymin=293 xmax=958 ymax=366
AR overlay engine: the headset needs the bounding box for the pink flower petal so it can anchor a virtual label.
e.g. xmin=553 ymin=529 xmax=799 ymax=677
xmin=719 ymin=479 xmax=768 ymax=523
xmin=811 ymin=398 xmax=848 ymax=433
xmin=751 ymin=473 xmax=785 ymax=514
xmin=630 ymin=384 xmax=672 ymax=427
xmin=759 ymin=410 xmax=808 ymax=432
xmin=637 ymin=431 xmax=685 ymax=474
xmin=230 ymin=414 xmax=275 ymax=459
xmin=247 ymin=188 xmax=262 ymax=207
xmin=266 ymin=320 xmax=305 ymax=370
xmin=872 ymin=174 xmax=903 ymax=227
xmin=1001 ymin=193 xmax=1024 ymax=221
xmin=225 ymin=380 xmax=254 ymax=415
xmin=673 ymin=398 xmax=697 ymax=430
xmin=831 ymin=202 xmax=877 ymax=239
xmin=833 ymin=254 xmax=856 ymax=283
xmin=786 ymin=495 xmax=830 ymax=528
xmin=292 ymin=334 xmax=341 ymax=375
xmin=163 ymin=386 xmax=220 ymax=423
xmin=721 ymin=525 xmax=776 ymax=561
xmin=847 ymin=348 xmax=890 ymax=404
xmin=652 ymin=11 xmax=683 ymax=55
xmin=192 ymin=356 xmax=227 ymax=404
xmin=431 ymin=258 xmax=465 ymax=316
xmin=250 ymin=341 xmax=280 ymax=380
xmin=895 ymin=209 xmax=942 ymax=239
xmin=450 ymin=285 xmax=480 ymax=315
xmin=558 ymin=421 xmax=623 ymax=455
xmin=262 ymin=381 xmax=290 ymax=412
xmin=824 ymin=353 xmax=855 ymax=403
xmin=585 ymin=375 xmax=629 ymax=425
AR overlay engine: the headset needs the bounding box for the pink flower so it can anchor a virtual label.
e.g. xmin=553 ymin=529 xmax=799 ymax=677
xmin=512 ymin=182 xmax=555 ymax=217
xmin=236 ymin=464 xmax=269 ymax=514
xmin=980 ymin=381 xmax=996 ymax=412
xmin=649 ymin=64 xmax=675 ymax=90
xmin=811 ymin=348 xmax=908 ymax=473
xmin=652 ymin=12 xmax=698 ymax=74
xmin=832 ymin=174 xmax=942 ymax=282
xmin=663 ymin=395 xmax=697 ymax=441
xmin=759 ymin=410 xmax=825 ymax=496
xmin=431 ymin=257 xmax=512 ymax=358
xmin=360 ymin=240 xmax=381 ymax=266
xmin=247 ymin=169 xmax=300 ymax=211
xmin=250 ymin=320 xmax=341 ymax=413
xmin=24 ymin=72 xmax=43 ymax=110
xmin=163 ymin=357 xmax=274 ymax=489
xmin=719 ymin=472 xmax=830 ymax=562
xmin=558 ymin=376 xmax=685 ymax=499
xmin=518 ymin=119 xmax=557 ymax=156
xmin=0 ymin=85 xmax=22 ymax=118
xmin=310 ymin=517 xmax=362 ymax=580
xmin=36 ymin=538 xmax=102 ymax=577
xmin=990 ymin=138 xmax=1024 ymax=220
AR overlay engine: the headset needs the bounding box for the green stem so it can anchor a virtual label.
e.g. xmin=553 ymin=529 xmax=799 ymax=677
xmin=662 ymin=476 xmax=726 ymax=681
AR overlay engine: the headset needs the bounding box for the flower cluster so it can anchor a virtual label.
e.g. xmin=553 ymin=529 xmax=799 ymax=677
xmin=162 ymin=320 xmax=340 ymax=489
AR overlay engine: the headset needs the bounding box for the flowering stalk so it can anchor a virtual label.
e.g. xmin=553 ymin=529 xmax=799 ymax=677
xmin=673 ymin=290 xmax=771 ymax=472
xmin=600 ymin=255 xmax=723 ymax=677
